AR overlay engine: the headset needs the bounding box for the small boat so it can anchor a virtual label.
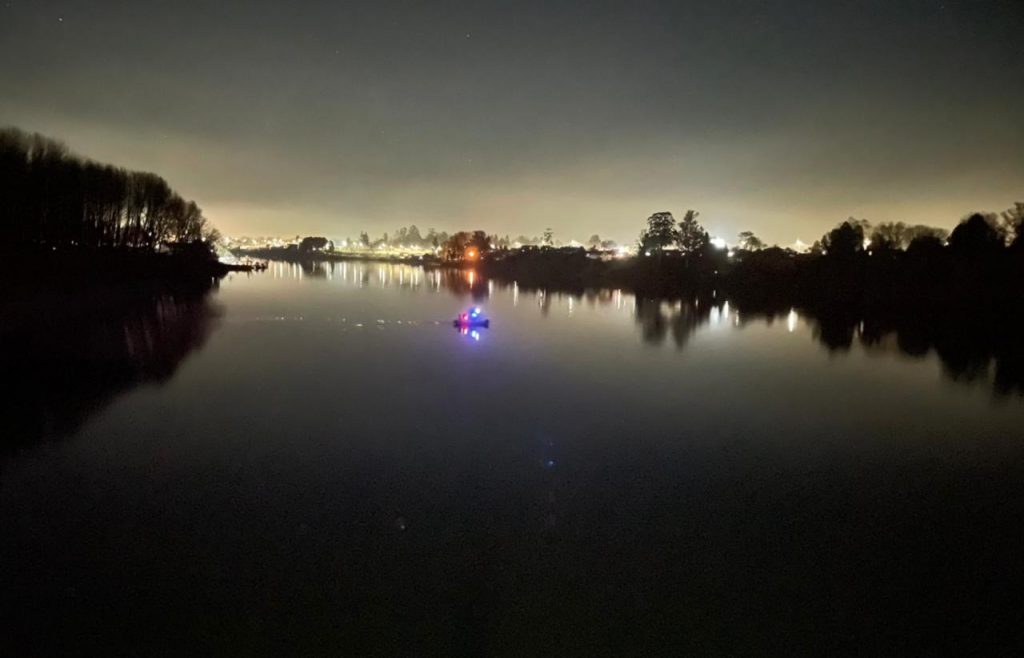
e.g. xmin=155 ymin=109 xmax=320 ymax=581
xmin=453 ymin=307 xmax=490 ymax=328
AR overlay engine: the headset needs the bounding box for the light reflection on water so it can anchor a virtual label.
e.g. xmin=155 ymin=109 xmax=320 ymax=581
xmin=2 ymin=261 xmax=1024 ymax=654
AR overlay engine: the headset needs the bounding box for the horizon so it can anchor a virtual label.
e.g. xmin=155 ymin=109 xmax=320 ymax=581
xmin=2 ymin=1 xmax=1021 ymax=245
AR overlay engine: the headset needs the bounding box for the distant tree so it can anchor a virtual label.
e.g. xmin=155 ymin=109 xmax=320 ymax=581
xmin=442 ymin=230 xmax=490 ymax=260
xmin=675 ymin=210 xmax=708 ymax=255
xmin=821 ymin=220 xmax=865 ymax=258
xmin=469 ymin=230 xmax=491 ymax=253
xmin=869 ymin=222 xmax=909 ymax=251
xmin=638 ymin=211 xmax=677 ymax=253
xmin=737 ymin=231 xmax=765 ymax=251
xmin=1000 ymin=202 xmax=1024 ymax=249
xmin=587 ymin=234 xmax=602 ymax=248
xmin=542 ymin=227 xmax=554 ymax=246
xmin=948 ymin=213 xmax=1004 ymax=255
xmin=359 ymin=231 xmax=370 ymax=247
xmin=299 ymin=236 xmax=329 ymax=252
xmin=599 ymin=239 xmax=617 ymax=250
xmin=407 ymin=225 xmax=423 ymax=245
xmin=907 ymin=234 xmax=945 ymax=258
xmin=904 ymin=224 xmax=949 ymax=245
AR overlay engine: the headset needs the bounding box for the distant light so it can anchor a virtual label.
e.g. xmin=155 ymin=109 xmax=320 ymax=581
xmin=710 ymin=237 xmax=728 ymax=250
xmin=787 ymin=309 xmax=798 ymax=333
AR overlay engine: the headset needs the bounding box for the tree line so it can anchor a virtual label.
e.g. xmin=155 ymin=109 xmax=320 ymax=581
xmin=636 ymin=206 xmax=1024 ymax=258
xmin=0 ymin=127 xmax=218 ymax=252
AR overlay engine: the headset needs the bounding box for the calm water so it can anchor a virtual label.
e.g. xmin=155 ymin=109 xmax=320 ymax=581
xmin=3 ymin=262 xmax=1023 ymax=654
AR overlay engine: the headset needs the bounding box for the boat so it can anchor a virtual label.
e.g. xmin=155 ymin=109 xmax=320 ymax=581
xmin=453 ymin=307 xmax=490 ymax=328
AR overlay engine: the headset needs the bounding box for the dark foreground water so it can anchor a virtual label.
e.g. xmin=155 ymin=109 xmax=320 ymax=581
xmin=3 ymin=262 xmax=1023 ymax=655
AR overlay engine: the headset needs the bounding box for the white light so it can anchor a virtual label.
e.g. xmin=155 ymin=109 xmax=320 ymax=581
xmin=787 ymin=309 xmax=797 ymax=333
xmin=710 ymin=237 xmax=728 ymax=250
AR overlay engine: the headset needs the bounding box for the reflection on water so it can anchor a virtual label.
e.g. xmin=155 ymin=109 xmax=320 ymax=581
xmin=251 ymin=261 xmax=1024 ymax=397
xmin=1 ymin=284 xmax=219 ymax=449
xmin=4 ymin=261 xmax=1023 ymax=654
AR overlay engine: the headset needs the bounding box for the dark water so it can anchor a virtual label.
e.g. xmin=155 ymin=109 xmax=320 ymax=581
xmin=3 ymin=262 xmax=1023 ymax=655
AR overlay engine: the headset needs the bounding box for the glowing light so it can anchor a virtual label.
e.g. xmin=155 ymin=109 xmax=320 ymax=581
xmin=787 ymin=309 xmax=798 ymax=333
xmin=465 ymin=247 xmax=479 ymax=261
xmin=470 ymin=330 xmax=480 ymax=341
xmin=710 ymin=237 xmax=728 ymax=250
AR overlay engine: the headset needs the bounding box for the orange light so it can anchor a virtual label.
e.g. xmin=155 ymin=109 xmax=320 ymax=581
xmin=465 ymin=247 xmax=479 ymax=260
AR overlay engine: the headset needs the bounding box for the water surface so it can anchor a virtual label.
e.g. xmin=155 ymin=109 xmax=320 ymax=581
xmin=3 ymin=262 xmax=1023 ymax=654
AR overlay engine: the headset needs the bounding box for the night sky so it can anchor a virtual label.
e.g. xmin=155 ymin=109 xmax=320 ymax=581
xmin=1 ymin=0 xmax=1021 ymax=244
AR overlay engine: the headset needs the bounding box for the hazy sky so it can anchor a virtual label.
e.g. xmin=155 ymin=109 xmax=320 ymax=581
xmin=1 ymin=0 xmax=1021 ymax=244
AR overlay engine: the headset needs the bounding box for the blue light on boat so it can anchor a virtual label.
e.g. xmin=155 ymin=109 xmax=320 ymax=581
xmin=454 ymin=307 xmax=490 ymax=329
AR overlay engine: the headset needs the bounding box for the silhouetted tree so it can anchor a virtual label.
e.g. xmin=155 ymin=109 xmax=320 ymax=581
xmin=869 ymin=222 xmax=909 ymax=251
xmin=442 ymin=230 xmax=491 ymax=260
xmin=0 ymin=126 xmax=215 ymax=252
xmin=907 ymin=234 xmax=945 ymax=258
xmin=542 ymin=227 xmax=554 ymax=246
xmin=638 ymin=212 xmax=677 ymax=253
xmin=948 ymin=213 xmax=1004 ymax=256
xmin=821 ymin=220 xmax=865 ymax=258
xmin=675 ymin=210 xmax=708 ymax=254
xmin=299 ymin=236 xmax=329 ymax=252
xmin=904 ymin=224 xmax=949 ymax=244
xmin=469 ymin=230 xmax=491 ymax=253
xmin=1001 ymin=202 xmax=1024 ymax=250
xmin=737 ymin=231 xmax=765 ymax=251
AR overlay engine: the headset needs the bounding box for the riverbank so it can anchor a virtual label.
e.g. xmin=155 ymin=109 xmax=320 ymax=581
xmin=474 ymin=246 xmax=1024 ymax=315
xmin=233 ymin=246 xmax=442 ymax=267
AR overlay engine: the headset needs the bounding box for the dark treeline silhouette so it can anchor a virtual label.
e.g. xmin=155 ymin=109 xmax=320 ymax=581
xmin=730 ymin=211 xmax=1024 ymax=314
xmin=1 ymin=277 xmax=220 ymax=451
xmin=0 ymin=126 xmax=219 ymax=254
xmin=476 ymin=208 xmax=1024 ymax=315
